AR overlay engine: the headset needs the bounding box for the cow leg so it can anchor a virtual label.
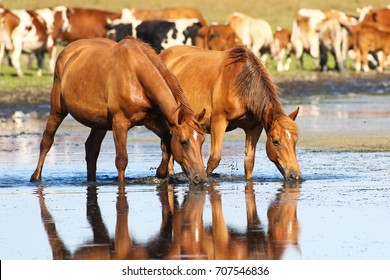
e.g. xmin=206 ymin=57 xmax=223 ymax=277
xmin=207 ymin=118 xmax=228 ymax=176
xmin=378 ymin=50 xmax=389 ymax=73
xmin=333 ymin=32 xmax=344 ymax=72
xmin=276 ymin=49 xmax=286 ymax=72
xmin=27 ymin=53 xmax=34 ymax=70
xmin=319 ymin=42 xmax=328 ymax=71
xmin=0 ymin=43 xmax=4 ymax=73
xmin=361 ymin=49 xmax=370 ymax=72
xmin=85 ymin=128 xmax=107 ymax=182
xmin=112 ymin=118 xmax=130 ymax=183
xmin=48 ymin=45 xmax=57 ymax=75
xmin=354 ymin=50 xmax=362 ymax=72
xmin=244 ymin=125 xmax=263 ymax=180
xmin=284 ymin=53 xmax=292 ymax=71
xmin=36 ymin=51 xmax=44 ymax=77
xmin=294 ymin=39 xmax=304 ymax=69
xmin=10 ymin=38 xmax=24 ymax=77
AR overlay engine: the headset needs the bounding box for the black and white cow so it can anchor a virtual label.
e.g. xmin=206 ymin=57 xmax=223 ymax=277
xmin=106 ymin=18 xmax=202 ymax=53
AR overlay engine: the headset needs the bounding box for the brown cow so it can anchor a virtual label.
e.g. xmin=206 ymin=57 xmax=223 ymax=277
xmin=354 ymin=24 xmax=390 ymax=72
xmin=358 ymin=7 xmax=390 ymax=30
xmin=57 ymin=7 xmax=121 ymax=44
xmin=195 ymin=24 xmax=242 ymax=51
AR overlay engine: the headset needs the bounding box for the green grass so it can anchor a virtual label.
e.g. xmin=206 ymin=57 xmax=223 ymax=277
xmin=1 ymin=0 xmax=389 ymax=90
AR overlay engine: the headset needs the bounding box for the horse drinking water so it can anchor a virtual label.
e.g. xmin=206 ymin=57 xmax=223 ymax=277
xmin=30 ymin=37 xmax=207 ymax=184
xmin=160 ymin=45 xmax=301 ymax=181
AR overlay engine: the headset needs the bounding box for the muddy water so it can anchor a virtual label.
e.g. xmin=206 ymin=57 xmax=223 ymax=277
xmin=1 ymin=90 xmax=390 ymax=260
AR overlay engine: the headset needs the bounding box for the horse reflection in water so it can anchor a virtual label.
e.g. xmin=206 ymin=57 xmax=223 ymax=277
xmin=37 ymin=182 xmax=301 ymax=260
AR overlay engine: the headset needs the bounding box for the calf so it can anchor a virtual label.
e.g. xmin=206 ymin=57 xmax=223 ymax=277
xmin=355 ymin=24 xmax=390 ymax=72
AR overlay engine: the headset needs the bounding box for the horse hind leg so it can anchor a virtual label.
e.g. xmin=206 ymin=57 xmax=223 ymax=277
xmin=31 ymin=78 xmax=67 ymax=182
xmin=112 ymin=118 xmax=131 ymax=183
xmin=30 ymin=111 xmax=67 ymax=182
xmin=85 ymin=128 xmax=107 ymax=181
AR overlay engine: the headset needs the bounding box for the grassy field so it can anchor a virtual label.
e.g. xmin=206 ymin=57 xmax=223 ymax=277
xmin=0 ymin=0 xmax=389 ymax=89
xmin=4 ymin=0 xmax=389 ymax=28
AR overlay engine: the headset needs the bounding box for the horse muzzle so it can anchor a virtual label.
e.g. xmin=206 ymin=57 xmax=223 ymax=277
xmin=284 ymin=171 xmax=302 ymax=181
xmin=189 ymin=172 xmax=208 ymax=185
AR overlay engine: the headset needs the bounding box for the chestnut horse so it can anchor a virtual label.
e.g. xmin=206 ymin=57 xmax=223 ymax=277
xmin=30 ymin=37 xmax=207 ymax=184
xmin=160 ymin=45 xmax=301 ymax=181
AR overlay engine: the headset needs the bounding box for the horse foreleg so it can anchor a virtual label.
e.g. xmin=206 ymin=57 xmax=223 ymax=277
xmin=85 ymin=128 xmax=107 ymax=181
xmin=112 ymin=120 xmax=130 ymax=183
xmin=207 ymin=119 xmax=228 ymax=176
xmin=244 ymin=125 xmax=262 ymax=180
xmin=30 ymin=112 xmax=67 ymax=182
xmin=156 ymin=140 xmax=172 ymax=178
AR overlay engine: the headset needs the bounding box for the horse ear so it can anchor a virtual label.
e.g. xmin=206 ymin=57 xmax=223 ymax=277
xmin=289 ymin=107 xmax=300 ymax=121
xmin=196 ymin=108 xmax=206 ymax=122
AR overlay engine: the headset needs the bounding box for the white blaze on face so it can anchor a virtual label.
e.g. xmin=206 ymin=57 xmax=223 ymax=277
xmin=193 ymin=131 xmax=198 ymax=141
xmin=285 ymin=129 xmax=291 ymax=141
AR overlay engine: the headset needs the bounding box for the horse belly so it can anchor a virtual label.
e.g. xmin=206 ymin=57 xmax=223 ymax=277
xmin=60 ymin=82 xmax=112 ymax=129
xmin=68 ymin=103 xmax=112 ymax=129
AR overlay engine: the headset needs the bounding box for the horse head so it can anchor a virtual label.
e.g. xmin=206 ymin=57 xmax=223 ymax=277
xmin=170 ymin=108 xmax=207 ymax=185
xmin=265 ymin=107 xmax=302 ymax=181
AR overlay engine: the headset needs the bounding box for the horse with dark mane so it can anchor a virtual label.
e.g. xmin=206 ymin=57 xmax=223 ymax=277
xmin=31 ymin=37 xmax=207 ymax=184
xmin=160 ymin=45 xmax=301 ymax=181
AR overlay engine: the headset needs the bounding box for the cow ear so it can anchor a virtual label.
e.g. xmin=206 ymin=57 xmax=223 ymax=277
xmin=289 ymin=107 xmax=300 ymax=121
xmin=196 ymin=108 xmax=206 ymax=122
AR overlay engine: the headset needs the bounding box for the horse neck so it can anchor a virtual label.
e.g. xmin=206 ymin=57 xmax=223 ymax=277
xmin=137 ymin=58 xmax=185 ymax=126
xmin=262 ymin=103 xmax=282 ymax=133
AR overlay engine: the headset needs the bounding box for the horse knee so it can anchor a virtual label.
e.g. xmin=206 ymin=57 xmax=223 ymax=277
xmin=156 ymin=162 xmax=168 ymax=178
xmin=207 ymin=156 xmax=221 ymax=175
xmin=115 ymin=154 xmax=128 ymax=171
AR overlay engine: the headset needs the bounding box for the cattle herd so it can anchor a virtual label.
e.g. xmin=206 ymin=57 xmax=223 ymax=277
xmin=1 ymin=4 xmax=390 ymax=77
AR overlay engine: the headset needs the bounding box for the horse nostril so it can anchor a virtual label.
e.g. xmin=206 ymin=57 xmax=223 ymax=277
xmin=192 ymin=174 xmax=207 ymax=185
xmin=193 ymin=175 xmax=201 ymax=185
xmin=287 ymin=173 xmax=301 ymax=181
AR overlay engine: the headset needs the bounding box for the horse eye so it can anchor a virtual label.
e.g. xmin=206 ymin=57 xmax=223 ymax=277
xmin=180 ymin=139 xmax=189 ymax=147
xmin=272 ymin=139 xmax=280 ymax=146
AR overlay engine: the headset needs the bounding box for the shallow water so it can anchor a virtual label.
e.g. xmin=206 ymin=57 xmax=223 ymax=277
xmin=0 ymin=92 xmax=390 ymax=260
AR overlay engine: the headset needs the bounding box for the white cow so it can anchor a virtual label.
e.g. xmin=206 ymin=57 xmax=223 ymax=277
xmin=226 ymin=12 xmax=273 ymax=61
xmin=291 ymin=8 xmax=350 ymax=71
xmin=0 ymin=7 xmax=68 ymax=77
